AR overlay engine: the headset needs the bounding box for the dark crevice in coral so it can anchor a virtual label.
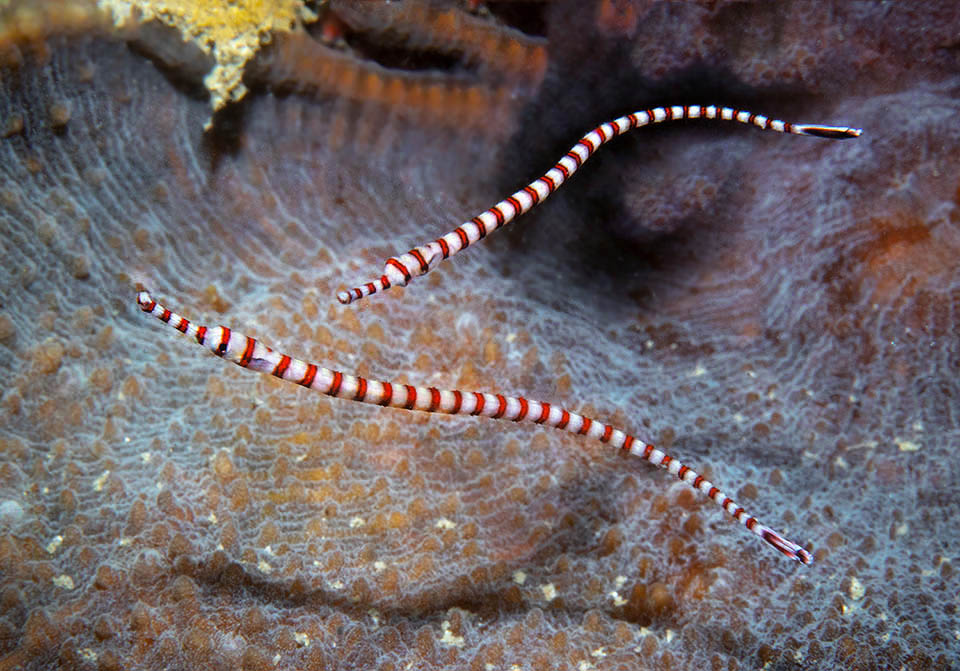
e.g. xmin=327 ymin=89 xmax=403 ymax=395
xmin=125 ymin=19 xmax=212 ymax=102
xmin=482 ymin=1 xmax=550 ymax=38
xmin=341 ymin=31 xmax=469 ymax=74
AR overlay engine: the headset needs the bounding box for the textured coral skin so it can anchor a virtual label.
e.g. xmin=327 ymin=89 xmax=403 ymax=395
xmin=1 ymin=1 xmax=959 ymax=669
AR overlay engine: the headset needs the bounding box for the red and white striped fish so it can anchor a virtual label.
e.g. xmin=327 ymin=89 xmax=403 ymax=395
xmin=138 ymin=289 xmax=814 ymax=564
xmin=337 ymin=104 xmax=861 ymax=305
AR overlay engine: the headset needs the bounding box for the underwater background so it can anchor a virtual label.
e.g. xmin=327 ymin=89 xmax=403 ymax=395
xmin=1 ymin=1 xmax=958 ymax=668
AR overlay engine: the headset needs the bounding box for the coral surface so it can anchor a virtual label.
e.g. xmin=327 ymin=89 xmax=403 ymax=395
xmin=1 ymin=1 xmax=958 ymax=669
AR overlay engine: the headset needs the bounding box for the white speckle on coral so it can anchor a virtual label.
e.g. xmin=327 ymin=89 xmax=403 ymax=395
xmin=374 ymin=561 xmax=386 ymax=572
xmin=53 ymin=574 xmax=75 ymax=589
xmin=540 ymin=583 xmax=556 ymax=601
xmin=440 ymin=620 xmax=465 ymax=647
xmin=512 ymin=570 xmax=526 ymax=585
xmin=327 ymin=579 xmax=344 ymax=590
xmin=294 ymin=632 xmax=310 ymax=647
xmin=614 ymin=575 xmax=627 ymax=589
xmin=46 ymin=535 xmax=63 ymax=554
xmin=258 ymin=559 xmax=272 ymax=574
xmin=896 ymin=439 xmax=920 ymax=452
xmin=665 ymin=629 xmax=676 ymax=643
xmin=689 ymin=363 xmax=707 ymax=377
xmin=435 ymin=517 xmax=456 ymax=529
xmin=349 ymin=516 xmax=365 ymax=528
xmin=608 ymin=591 xmax=627 ymax=607
xmin=591 ymin=647 xmax=607 ymax=658
xmin=849 ymin=577 xmax=865 ymax=600
xmin=79 ymin=648 xmax=98 ymax=663
xmin=272 ymin=653 xmax=281 ymax=665
xmin=208 ymin=512 xmax=217 ymax=524
xmin=93 ymin=470 xmax=110 ymax=491
xmin=140 ymin=451 xmax=152 ymax=463
xmin=369 ymin=609 xmax=380 ymax=625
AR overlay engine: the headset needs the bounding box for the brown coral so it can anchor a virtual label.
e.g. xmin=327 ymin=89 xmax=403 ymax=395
xmin=1 ymin=1 xmax=959 ymax=670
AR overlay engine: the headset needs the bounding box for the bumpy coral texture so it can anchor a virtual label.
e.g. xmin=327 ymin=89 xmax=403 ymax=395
xmin=1 ymin=1 xmax=958 ymax=669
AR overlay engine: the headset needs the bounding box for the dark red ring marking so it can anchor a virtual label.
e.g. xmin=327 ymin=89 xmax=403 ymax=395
xmin=428 ymin=388 xmax=441 ymax=412
xmin=600 ymin=425 xmax=613 ymax=443
xmin=522 ymin=185 xmax=540 ymax=205
xmin=454 ymin=228 xmax=470 ymax=249
xmin=491 ymin=395 xmax=507 ymax=419
xmin=578 ymin=417 xmax=592 ymax=435
xmin=385 ymin=258 xmax=412 ymax=282
xmin=557 ymin=410 xmax=570 ymax=430
xmin=535 ymin=402 xmax=551 ymax=424
xmin=379 ymin=382 xmax=393 ymax=406
xmin=353 ymin=377 xmax=367 ymax=401
xmin=301 ymin=363 xmax=318 ymax=388
xmin=470 ymin=392 xmax=485 ymax=416
xmin=409 ymin=249 xmax=429 ymax=274
xmin=565 ymin=150 xmax=582 ymax=168
xmin=273 ymin=354 xmax=291 ymax=378
xmin=515 ymin=397 xmax=528 ymax=421
xmin=195 ymin=325 xmax=207 ymax=345
xmin=240 ymin=336 xmax=257 ymax=367
xmin=472 ymin=216 xmax=488 ymax=239
xmin=437 ymin=238 xmax=450 ymax=259
xmin=450 ymin=390 xmax=462 ymax=414
xmin=216 ymin=327 xmax=230 ymax=355
xmin=328 ymin=371 xmax=343 ymax=396
xmin=403 ymin=385 xmax=418 ymax=410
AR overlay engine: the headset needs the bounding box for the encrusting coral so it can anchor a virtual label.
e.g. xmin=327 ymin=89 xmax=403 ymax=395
xmin=1 ymin=1 xmax=959 ymax=669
